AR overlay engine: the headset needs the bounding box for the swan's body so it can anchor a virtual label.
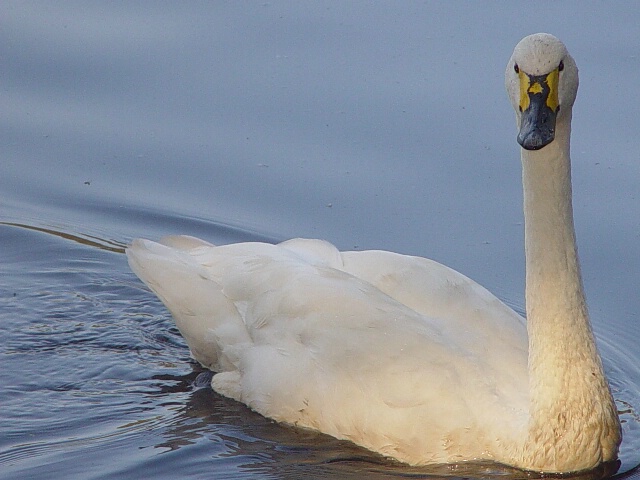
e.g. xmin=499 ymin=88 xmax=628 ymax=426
xmin=127 ymin=34 xmax=621 ymax=472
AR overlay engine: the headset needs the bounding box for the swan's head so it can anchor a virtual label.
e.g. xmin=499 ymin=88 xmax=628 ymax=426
xmin=505 ymin=33 xmax=579 ymax=150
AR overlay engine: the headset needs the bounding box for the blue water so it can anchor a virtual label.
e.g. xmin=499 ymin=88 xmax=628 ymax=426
xmin=2 ymin=3 xmax=639 ymax=479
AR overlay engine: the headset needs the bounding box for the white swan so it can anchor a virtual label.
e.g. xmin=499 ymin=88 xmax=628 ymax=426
xmin=127 ymin=34 xmax=621 ymax=472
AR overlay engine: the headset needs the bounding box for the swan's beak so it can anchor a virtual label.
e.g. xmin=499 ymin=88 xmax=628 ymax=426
xmin=517 ymin=68 xmax=560 ymax=151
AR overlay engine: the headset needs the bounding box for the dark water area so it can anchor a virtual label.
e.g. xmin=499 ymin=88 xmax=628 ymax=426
xmin=2 ymin=3 xmax=640 ymax=479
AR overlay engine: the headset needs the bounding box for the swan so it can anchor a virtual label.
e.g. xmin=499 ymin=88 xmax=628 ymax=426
xmin=127 ymin=34 xmax=621 ymax=472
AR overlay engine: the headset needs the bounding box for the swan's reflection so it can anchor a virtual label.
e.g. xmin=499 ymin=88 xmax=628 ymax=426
xmin=145 ymin=364 xmax=622 ymax=480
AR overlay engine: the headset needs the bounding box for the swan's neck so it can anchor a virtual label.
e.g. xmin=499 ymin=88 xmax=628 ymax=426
xmin=521 ymin=112 xmax=620 ymax=470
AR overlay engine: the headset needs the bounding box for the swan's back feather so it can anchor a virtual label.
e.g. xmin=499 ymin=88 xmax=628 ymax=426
xmin=127 ymin=236 xmax=529 ymax=464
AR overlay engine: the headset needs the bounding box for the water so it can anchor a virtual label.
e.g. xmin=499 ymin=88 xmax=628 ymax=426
xmin=2 ymin=3 xmax=639 ymax=479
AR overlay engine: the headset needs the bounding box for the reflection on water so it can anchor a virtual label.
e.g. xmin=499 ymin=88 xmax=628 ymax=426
xmin=0 ymin=221 xmax=127 ymax=253
xmin=148 ymin=368 xmax=628 ymax=480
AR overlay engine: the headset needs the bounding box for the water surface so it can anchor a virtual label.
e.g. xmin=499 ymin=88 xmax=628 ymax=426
xmin=2 ymin=3 xmax=639 ymax=479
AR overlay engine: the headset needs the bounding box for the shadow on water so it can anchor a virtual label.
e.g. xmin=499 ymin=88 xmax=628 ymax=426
xmin=138 ymin=365 xmax=629 ymax=480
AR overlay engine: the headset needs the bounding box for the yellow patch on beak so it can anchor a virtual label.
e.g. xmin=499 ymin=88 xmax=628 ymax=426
xmin=528 ymin=80 xmax=543 ymax=95
xmin=518 ymin=67 xmax=560 ymax=113
xmin=544 ymin=68 xmax=560 ymax=112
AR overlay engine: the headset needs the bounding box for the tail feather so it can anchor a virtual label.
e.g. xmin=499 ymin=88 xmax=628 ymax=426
xmin=126 ymin=239 xmax=250 ymax=371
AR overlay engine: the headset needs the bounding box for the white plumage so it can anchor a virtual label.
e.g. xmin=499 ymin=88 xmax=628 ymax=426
xmin=127 ymin=34 xmax=621 ymax=472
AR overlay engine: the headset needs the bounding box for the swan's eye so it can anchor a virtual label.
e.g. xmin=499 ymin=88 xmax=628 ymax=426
xmin=514 ymin=64 xmax=519 ymax=74
xmin=558 ymin=61 xmax=564 ymax=72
